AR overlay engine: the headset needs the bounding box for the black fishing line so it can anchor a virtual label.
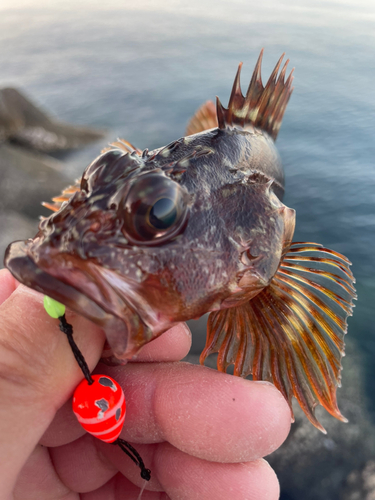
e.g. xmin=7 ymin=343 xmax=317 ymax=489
xmin=58 ymin=314 xmax=94 ymax=385
xmin=115 ymin=438 xmax=151 ymax=481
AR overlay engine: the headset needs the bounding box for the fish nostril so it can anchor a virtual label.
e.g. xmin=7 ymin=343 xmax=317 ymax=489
xmin=247 ymin=248 xmax=259 ymax=260
xmin=90 ymin=221 xmax=101 ymax=233
xmin=240 ymin=247 xmax=259 ymax=266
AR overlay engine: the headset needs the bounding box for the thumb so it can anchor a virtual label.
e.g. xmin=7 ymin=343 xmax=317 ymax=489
xmin=0 ymin=269 xmax=105 ymax=496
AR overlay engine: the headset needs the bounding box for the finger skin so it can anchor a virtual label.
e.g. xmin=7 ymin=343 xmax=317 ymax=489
xmin=40 ymin=398 xmax=85 ymax=448
xmin=80 ymin=472 xmax=170 ymax=500
xmin=41 ymin=362 xmax=291 ymax=459
xmin=0 ymin=268 xmax=18 ymax=305
xmin=153 ymin=365 xmax=291 ymax=462
xmin=40 ymin=324 xmax=193 ymax=448
xmin=130 ymin=323 xmax=192 ymax=363
xmin=53 ymin=437 xmax=163 ymax=493
xmin=13 ymin=445 xmax=78 ymax=500
xmin=46 ymin=361 xmax=290 ymax=493
xmin=49 ymin=434 xmax=117 ymax=493
xmin=97 ymin=362 xmax=291 ymax=461
xmin=0 ymin=280 xmax=105 ymax=497
xmin=96 ymin=441 xmax=280 ymax=500
xmin=155 ymin=443 xmax=280 ymax=500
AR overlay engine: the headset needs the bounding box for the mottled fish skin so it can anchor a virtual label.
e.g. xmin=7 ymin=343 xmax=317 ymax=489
xmin=5 ymin=128 xmax=292 ymax=359
xmin=4 ymin=51 xmax=355 ymax=432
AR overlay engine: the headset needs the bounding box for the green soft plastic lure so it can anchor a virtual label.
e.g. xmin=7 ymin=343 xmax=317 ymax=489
xmin=43 ymin=296 xmax=66 ymax=319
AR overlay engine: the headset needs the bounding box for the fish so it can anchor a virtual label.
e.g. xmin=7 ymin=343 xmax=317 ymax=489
xmin=4 ymin=50 xmax=356 ymax=433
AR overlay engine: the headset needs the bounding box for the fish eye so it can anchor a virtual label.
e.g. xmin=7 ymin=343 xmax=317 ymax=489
xmin=149 ymin=198 xmax=177 ymax=230
xmin=122 ymin=173 xmax=189 ymax=244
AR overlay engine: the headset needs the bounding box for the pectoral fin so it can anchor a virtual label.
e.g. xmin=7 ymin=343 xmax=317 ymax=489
xmin=200 ymin=242 xmax=356 ymax=433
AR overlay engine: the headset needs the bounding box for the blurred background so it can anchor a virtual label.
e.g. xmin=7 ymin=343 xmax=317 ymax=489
xmin=0 ymin=0 xmax=374 ymax=498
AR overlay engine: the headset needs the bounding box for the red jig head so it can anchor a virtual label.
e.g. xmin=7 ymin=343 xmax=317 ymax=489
xmin=73 ymin=374 xmax=126 ymax=443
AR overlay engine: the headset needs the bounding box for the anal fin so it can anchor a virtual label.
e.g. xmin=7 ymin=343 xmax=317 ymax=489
xmin=200 ymin=242 xmax=356 ymax=433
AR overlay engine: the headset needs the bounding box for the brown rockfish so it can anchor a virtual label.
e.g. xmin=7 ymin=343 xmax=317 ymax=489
xmin=4 ymin=50 xmax=356 ymax=432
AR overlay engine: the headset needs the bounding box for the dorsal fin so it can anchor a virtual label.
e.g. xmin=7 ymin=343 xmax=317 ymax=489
xmin=186 ymin=100 xmax=218 ymax=136
xmin=101 ymin=138 xmax=142 ymax=155
xmin=42 ymin=181 xmax=81 ymax=212
xmin=216 ymin=49 xmax=294 ymax=140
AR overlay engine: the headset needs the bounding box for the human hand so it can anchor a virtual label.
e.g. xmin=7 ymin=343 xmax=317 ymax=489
xmin=0 ymin=268 xmax=291 ymax=499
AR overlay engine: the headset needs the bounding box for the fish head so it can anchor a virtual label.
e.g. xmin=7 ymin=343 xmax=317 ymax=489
xmin=4 ymin=142 xmax=295 ymax=361
xmin=190 ymin=169 xmax=296 ymax=310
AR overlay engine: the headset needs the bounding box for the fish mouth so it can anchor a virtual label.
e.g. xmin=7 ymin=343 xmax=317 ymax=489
xmin=4 ymin=239 xmax=151 ymax=360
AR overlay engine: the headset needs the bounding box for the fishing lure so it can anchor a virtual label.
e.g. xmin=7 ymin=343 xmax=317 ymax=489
xmin=4 ymin=50 xmax=356 ymax=435
xmin=44 ymin=296 xmax=151 ymax=480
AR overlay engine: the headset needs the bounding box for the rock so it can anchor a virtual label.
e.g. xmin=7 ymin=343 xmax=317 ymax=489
xmin=0 ymin=142 xmax=73 ymax=262
xmin=0 ymin=143 xmax=71 ymax=220
xmin=265 ymin=338 xmax=375 ymax=500
xmin=342 ymin=460 xmax=375 ymax=500
xmin=0 ymin=87 xmax=105 ymax=152
xmin=0 ymin=211 xmax=38 ymax=264
xmin=0 ymin=89 xmax=22 ymax=141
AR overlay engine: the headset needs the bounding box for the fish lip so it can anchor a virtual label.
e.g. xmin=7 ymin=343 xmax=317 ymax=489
xmin=4 ymin=239 xmax=132 ymax=357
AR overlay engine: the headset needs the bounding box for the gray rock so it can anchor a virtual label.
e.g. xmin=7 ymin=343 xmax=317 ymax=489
xmin=342 ymin=460 xmax=375 ymax=500
xmin=0 ymin=143 xmax=71 ymax=220
xmin=0 ymin=211 xmax=38 ymax=264
xmin=0 ymin=89 xmax=22 ymax=141
xmin=266 ymin=338 xmax=375 ymax=500
xmin=0 ymin=142 xmax=74 ymax=263
xmin=0 ymin=87 xmax=105 ymax=152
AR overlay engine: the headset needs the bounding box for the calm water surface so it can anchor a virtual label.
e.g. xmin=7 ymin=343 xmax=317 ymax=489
xmin=0 ymin=0 xmax=374 ymax=433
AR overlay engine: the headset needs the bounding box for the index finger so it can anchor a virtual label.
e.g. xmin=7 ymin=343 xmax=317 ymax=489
xmin=100 ymin=361 xmax=292 ymax=463
xmin=48 ymin=361 xmax=291 ymax=494
xmin=0 ymin=275 xmax=105 ymax=495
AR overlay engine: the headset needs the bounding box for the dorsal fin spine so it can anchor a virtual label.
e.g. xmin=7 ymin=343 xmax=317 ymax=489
xmin=216 ymin=96 xmax=226 ymax=129
xmin=227 ymin=62 xmax=244 ymax=123
xmin=244 ymin=49 xmax=264 ymax=110
xmin=217 ymin=49 xmax=294 ymax=140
